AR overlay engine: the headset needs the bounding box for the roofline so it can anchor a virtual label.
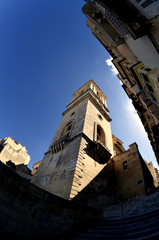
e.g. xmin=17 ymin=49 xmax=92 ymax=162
xmin=73 ymin=79 xmax=107 ymax=100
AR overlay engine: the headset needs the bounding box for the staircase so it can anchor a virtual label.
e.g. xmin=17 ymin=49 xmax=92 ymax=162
xmin=63 ymin=190 xmax=159 ymax=240
xmin=65 ymin=208 xmax=159 ymax=239
xmin=126 ymin=190 xmax=159 ymax=216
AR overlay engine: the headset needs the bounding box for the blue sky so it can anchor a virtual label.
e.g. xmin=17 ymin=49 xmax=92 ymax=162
xmin=0 ymin=0 xmax=157 ymax=169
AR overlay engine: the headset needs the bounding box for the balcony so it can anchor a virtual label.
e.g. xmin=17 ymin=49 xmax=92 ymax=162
xmin=51 ymin=136 xmax=69 ymax=154
xmin=93 ymin=141 xmax=112 ymax=164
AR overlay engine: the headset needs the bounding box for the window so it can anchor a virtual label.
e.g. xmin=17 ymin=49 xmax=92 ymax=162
xmin=6 ymin=160 xmax=16 ymax=169
xmin=67 ymin=125 xmax=72 ymax=132
xmin=0 ymin=144 xmax=4 ymax=153
xmin=150 ymin=93 xmax=157 ymax=103
xmin=123 ymin=161 xmax=128 ymax=170
xmin=138 ymin=179 xmax=143 ymax=184
xmin=97 ymin=114 xmax=103 ymax=121
xmin=144 ymin=68 xmax=151 ymax=72
xmin=141 ymin=0 xmax=157 ymax=8
xmin=93 ymin=123 xmax=106 ymax=146
xmin=79 ymin=90 xmax=84 ymax=96
xmin=97 ymin=125 xmax=105 ymax=146
xmin=62 ymin=122 xmax=73 ymax=138
xmin=141 ymin=73 xmax=151 ymax=85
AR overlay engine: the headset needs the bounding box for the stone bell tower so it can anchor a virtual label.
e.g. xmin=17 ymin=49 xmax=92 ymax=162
xmin=31 ymin=80 xmax=114 ymax=200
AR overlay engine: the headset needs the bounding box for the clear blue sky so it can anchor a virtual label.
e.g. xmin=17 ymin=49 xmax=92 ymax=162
xmin=0 ymin=0 xmax=157 ymax=169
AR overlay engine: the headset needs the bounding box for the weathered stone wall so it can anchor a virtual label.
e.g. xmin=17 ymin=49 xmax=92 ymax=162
xmin=70 ymin=136 xmax=108 ymax=200
xmin=31 ymin=97 xmax=88 ymax=198
xmin=50 ymin=98 xmax=88 ymax=147
xmin=31 ymin=160 xmax=41 ymax=175
xmin=83 ymin=99 xmax=114 ymax=155
xmin=0 ymin=162 xmax=103 ymax=240
xmin=73 ymin=160 xmax=117 ymax=207
xmin=32 ymin=137 xmax=81 ymax=199
xmin=0 ymin=137 xmax=30 ymax=166
xmin=32 ymin=81 xmax=114 ymax=201
xmin=145 ymin=161 xmax=159 ymax=187
xmin=150 ymin=16 xmax=159 ymax=51
xmin=113 ymin=143 xmax=146 ymax=200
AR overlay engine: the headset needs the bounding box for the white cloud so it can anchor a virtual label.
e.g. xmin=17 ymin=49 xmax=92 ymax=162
xmin=123 ymin=98 xmax=158 ymax=166
xmin=124 ymin=98 xmax=146 ymax=136
xmin=105 ymin=57 xmax=119 ymax=75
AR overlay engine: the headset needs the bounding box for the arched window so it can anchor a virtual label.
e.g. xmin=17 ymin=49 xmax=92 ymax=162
xmin=96 ymin=125 xmax=105 ymax=146
xmin=62 ymin=121 xmax=73 ymax=138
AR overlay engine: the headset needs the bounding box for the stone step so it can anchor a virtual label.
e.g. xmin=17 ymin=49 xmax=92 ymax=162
xmin=74 ymin=224 xmax=159 ymax=240
xmin=63 ymin=211 xmax=159 ymax=240
xmin=62 ymin=193 xmax=159 ymax=240
xmin=125 ymin=193 xmax=159 ymax=217
xmin=90 ymin=218 xmax=159 ymax=233
xmin=65 ymin=223 xmax=159 ymax=240
xmin=87 ymin=221 xmax=159 ymax=236
xmin=102 ymin=207 xmax=159 ymax=224
xmin=99 ymin=215 xmax=159 ymax=229
xmin=68 ymin=231 xmax=159 ymax=240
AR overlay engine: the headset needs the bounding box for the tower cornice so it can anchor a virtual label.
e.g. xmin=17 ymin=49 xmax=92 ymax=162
xmin=62 ymin=89 xmax=111 ymax=122
xmin=73 ymin=79 xmax=107 ymax=100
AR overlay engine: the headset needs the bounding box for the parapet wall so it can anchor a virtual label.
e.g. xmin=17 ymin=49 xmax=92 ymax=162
xmin=0 ymin=161 xmax=103 ymax=239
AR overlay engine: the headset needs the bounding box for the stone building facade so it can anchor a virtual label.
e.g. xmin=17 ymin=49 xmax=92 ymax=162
xmin=31 ymin=160 xmax=41 ymax=175
xmin=82 ymin=0 xmax=159 ymax=164
xmin=31 ymin=80 xmax=158 ymax=203
xmin=0 ymin=136 xmax=30 ymax=166
xmin=0 ymin=161 xmax=102 ymax=239
xmin=31 ymin=80 xmax=114 ymax=200
xmin=0 ymin=136 xmax=31 ymax=179
xmin=73 ymin=138 xmax=158 ymax=206
xmin=145 ymin=160 xmax=159 ymax=188
xmin=113 ymin=143 xmax=155 ymax=200
xmin=32 ymin=144 xmax=158 ymax=206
